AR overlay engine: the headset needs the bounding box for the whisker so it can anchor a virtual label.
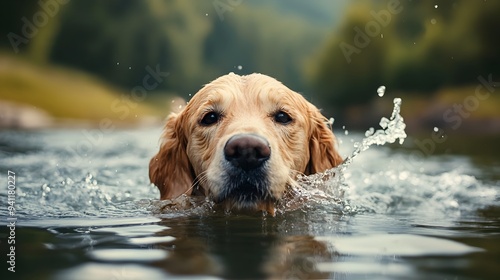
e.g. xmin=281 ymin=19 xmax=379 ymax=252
xmin=197 ymin=171 xmax=210 ymax=186
xmin=174 ymin=171 xmax=209 ymax=199
xmin=193 ymin=171 xmax=210 ymax=191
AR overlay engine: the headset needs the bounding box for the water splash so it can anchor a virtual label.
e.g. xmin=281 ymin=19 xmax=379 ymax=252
xmin=343 ymin=169 xmax=498 ymax=218
xmin=144 ymin=195 xmax=215 ymax=218
xmin=342 ymin=98 xmax=407 ymax=168
xmin=279 ymin=98 xmax=407 ymax=214
xmin=147 ymin=97 xmax=408 ymax=216
xmin=1 ymin=99 xmax=497 ymax=220
xmin=146 ymin=98 xmax=408 ymax=216
xmin=285 ymin=97 xmax=499 ymax=217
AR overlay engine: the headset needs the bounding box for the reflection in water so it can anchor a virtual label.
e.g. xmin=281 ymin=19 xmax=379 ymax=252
xmin=41 ymin=215 xmax=336 ymax=279
xmin=10 ymin=211 xmax=498 ymax=279
xmin=154 ymin=214 xmax=334 ymax=279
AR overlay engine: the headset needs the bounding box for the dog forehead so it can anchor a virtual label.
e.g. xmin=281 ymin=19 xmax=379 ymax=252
xmin=184 ymin=73 xmax=312 ymax=123
xmin=195 ymin=77 xmax=296 ymax=106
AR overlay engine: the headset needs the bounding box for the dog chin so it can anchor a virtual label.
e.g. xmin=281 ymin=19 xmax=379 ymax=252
xmin=212 ymin=178 xmax=278 ymax=215
xmin=217 ymin=197 xmax=277 ymax=216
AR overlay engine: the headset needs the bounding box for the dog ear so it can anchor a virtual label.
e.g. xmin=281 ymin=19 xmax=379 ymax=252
xmin=149 ymin=112 xmax=195 ymax=199
xmin=306 ymin=107 xmax=343 ymax=175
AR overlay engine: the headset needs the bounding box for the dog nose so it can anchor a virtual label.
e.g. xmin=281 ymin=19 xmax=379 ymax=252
xmin=224 ymin=134 xmax=271 ymax=170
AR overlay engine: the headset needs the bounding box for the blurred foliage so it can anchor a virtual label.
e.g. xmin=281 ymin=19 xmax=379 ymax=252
xmin=50 ymin=1 xmax=172 ymax=90
xmin=311 ymin=0 xmax=500 ymax=112
xmin=1 ymin=0 xmax=344 ymax=96
xmin=203 ymin=4 xmax=325 ymax=92
xmin=1 ymin=0 xmax=499 ymax=120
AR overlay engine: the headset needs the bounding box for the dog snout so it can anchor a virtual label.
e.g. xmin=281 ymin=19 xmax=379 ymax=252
xmin=224 ymin=134 xmax=271 ymax=170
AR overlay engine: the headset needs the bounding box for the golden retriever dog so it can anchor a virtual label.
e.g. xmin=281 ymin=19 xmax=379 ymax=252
xmin=149 ymin=73 xmax=343 ymax=215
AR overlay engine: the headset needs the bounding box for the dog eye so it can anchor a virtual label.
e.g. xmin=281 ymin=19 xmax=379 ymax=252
xmin=274 ymin=111 xmax=292 ymax=124
xmin=200 ymin=111 xmax=220 ymax=126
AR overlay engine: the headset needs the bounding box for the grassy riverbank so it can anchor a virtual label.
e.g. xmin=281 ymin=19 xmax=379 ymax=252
xmin=0 ymin=55 xmax=169 ymax=128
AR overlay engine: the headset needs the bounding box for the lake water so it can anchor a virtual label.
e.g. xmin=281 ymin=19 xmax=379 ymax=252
xmin=1 ymin=105 xmax=499 ymax=279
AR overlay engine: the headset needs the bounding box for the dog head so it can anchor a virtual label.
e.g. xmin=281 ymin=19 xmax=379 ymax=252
xmin=149 ymin=73 xmax=343 ymax=214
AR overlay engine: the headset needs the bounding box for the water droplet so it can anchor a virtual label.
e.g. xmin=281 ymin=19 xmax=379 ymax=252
xmin=434 ymin=4 xmax=438 ymax=8
xmin=116 ymin=62 xmax=120 ymax=65
xmin=379 ymin=117 xmax=389 ymax=129
xmin=205 ymin=13 xmax=209 ymax=16
xmin=433 ymin=127 xmax=439 ymax=132
xmin=431 ymin=18 xmax=437 ymax=24
xmin=377 ymin=86 xmax=386 ymax=97
xmin=85 ymin=173 xmax=93 ymax=183
xmin=365 ymin=127 xmax=375 ymax=137
xmin=237 ymin=65 xmax=243 ymax=70
xmin=128 ymin=66 xmax=132 ymax=69
xmin=449 ymin=200 xmax=459 ymax=208
xmin=381 ymin=33 xmax=384 ymax=38
xmin=41 ymin=184 xmax=51 ymax=193
xmin=344 ymin=130 xmax=349 ymax=135
xmin=178 ymin=105 xmax=182 ymax=109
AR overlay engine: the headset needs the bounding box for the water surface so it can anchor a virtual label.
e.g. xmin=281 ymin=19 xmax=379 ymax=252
xmin=0 ymin=122 xmax=499 ymax=279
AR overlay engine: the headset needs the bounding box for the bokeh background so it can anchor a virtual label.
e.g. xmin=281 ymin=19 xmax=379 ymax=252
xmin=1 ymin=0 xmax=499 ymax=137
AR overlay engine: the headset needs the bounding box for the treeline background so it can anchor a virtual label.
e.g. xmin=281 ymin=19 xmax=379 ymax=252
xmin=1 ymin=0 xmax=499 ymax=132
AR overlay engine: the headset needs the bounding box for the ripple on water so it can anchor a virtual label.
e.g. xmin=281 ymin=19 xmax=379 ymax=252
xmin=316 ymin=234 xmax=484 ymax=257
xmin=88 ymin=249 xmax=169 ymax=262
xmin=314 ymin=234 xmax=484 ymax=278
xmin=54 ymin=263 xmax=168 ymax=280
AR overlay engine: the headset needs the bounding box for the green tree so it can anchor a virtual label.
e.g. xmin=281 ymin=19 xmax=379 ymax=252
xmin=49 ymin=0 xmax=173 ymax=90
xmin=310 ymin=0 xmax=500 ymax=111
